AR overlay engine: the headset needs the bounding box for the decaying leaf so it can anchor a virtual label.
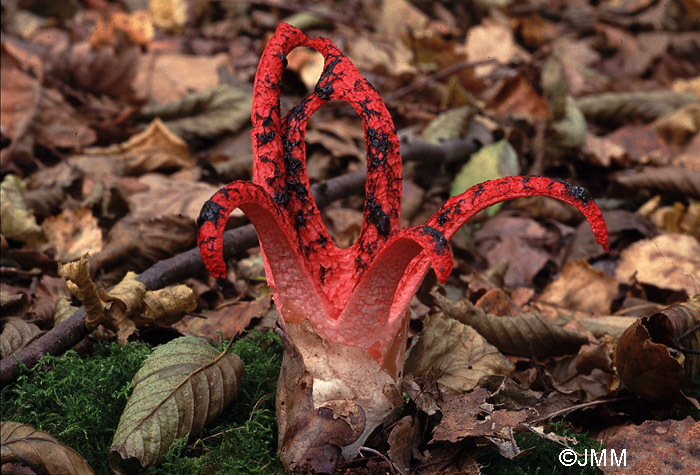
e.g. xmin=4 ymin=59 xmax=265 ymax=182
xmin=0 ymin=421 xmax=94 ymax=474
xmin=577 ymin=90 xmax=697 ymax=126
xmin=615 ymin=296 xmax=700 ymax=406
xmin=138 ymin=84 xmax=252 ymax=138
xmin=58 ymin=254 xmax=109 ymax=330
xmin=433 ymin=291 xmax=589 ymax=358
xmin=0 ymin=317 xmax=43 ymax=359
xmin=173 ymin=295 xmax=272 ymax=340
xmin=79 ymin=118 xmax=195 ymax=175
xmin=58 ymin=257 xmax=196 ymax=341
xmin=134 ymin=285 xmax=197 ymax=327
xmin=387 ymin=415 xmax=422 ymax=475
xmin=432 ymin=387 xmax=528 ymax=458
xmin=133 ymin=52 xmax=231 ymax=104
xmin=612 ymin=167 xmax=700 ymax=199
xmin=538 ymin=260 xmax=618 ymax=317
xmin=615 ymin=233 xmax=700 ymax=297
xmin=0 ymin=65 xmax=96 ymax=162
xmin=600 ymin=417 xmax=700 ymax=475
xmin=0 ymin=291 xmax=28 ymax=317
xmin=41 ymin=207 xmax=103 ymax=262
xmin=0 ymin=175 xmax=45 ymax=245
xmin=128 ymin=173 xmax=229 ymax=220
xmin=405 ymin=312 xmax=514 ymax=394
xmin=90 ymin=214 xmax=195 ymax=273
xmin=109 ymin=336 xmax=244 ymax=471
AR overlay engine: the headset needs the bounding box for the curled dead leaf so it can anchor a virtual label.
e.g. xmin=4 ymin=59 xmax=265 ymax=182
xmin=0 ymin=175 xmax=45 ymax=245
xmin=0 ymin=421 xmax=94 ymax=474
xmin=615 ymin=295 xmax=700 ymax=406
xmin=0 ymin=317 xmax=43 ymax=359
xmin=135 ymin=285 xmax=197 ymax=327
xmin=58 ymin=254 xmax=106 ymax=331
xmin=79 ymin=119 xmax=195 ymax=175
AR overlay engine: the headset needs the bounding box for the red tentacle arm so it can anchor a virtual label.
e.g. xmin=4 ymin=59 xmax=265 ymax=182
xmin=427 ymin=176 xmax=609 ymax=250
xmin=323 ymin=226 xmax=452 ymax=362
xmin=390 ymin=176 xmax=609 ymax=326
xmin=196 ymin=182 xmax=335 ymax=323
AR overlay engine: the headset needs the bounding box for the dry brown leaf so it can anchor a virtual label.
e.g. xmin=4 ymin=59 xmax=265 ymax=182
xmin=615 ymin=296 xmax=700 ymax=406
xmin=91 ymin=214 xmax=195 ymax=274
xmin=615 ymin=167 xmax=700 ymax=199
xmin=174 ymin=295 xmax=272 ymax=340
xmin=0 ymin=421 xmax=94 ymax=474
xmin=405 ymin=312 xmax=514 ymax=394
xmin=91 ymin=10 xmax=155 ymax=48
xmin=578 ymin=316 xmax=639 ymax=339
xmin=434 ymin=292 xmax=589 ymax=358
xmin=137 ymin=85 xmax=252 ymax=138
xmin=1 ymin=175 xmax=45 ymax=245
xmin=600 ymin=417 xmax=700 ymax=475
xmin=648 ymin=200 xmax=700 ymax=239
xmin=134 ymin=285 xmax=197 ymax=327
xmin=463 ymin=17 xmax=530 ymax=77
xmin=58 ymin=254 xmax=106 ymax=330
xmin=577 ymin=90 xmax=697 ymax=126
xmin=0 ymin=292 xmax=28 ymax=317
xmin=0 ymin=317 xmax=43 ymax=359
xmin=41 ymin=207 xmax=103 ymax=262
xmin=99 ymin=272 xmax=147 ymax=341
xmin=538 ymin=260 xmax=618 ymax=317
xmin=653 ymin=104 xmax=700 ymax=146
xmin=128 ymin=173 xmax=231 ymax=220
xmin=41 ymin=28 xmax=140 ymax=97
xmin=0 ymin=65 xmax=95 ymax=152
xmin=80 ymin=119 xmax=194 ymax=175
xmin=546 ymin=345 xmax=616 ymax=402
xmin=582 ymin=133 xmax=630 ymax=168
xmin=615 ymin=233 xmax=700 ymax=297
xmin=473 ymin=214 xmax=554 ymax=287
xmin=489 ymin=75 xmax=550 ymax=121
xmin=347 ymin=34 xmax=416 ymax=80
xmin=133 ymin=52 xmax=230 ymax=104
xmin=150 ymin=0 xmax=188 ymax=33
xmin=387 ymin=415 xmax=421 ymax=475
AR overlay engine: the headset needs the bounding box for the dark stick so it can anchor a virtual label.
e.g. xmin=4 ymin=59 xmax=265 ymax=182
xmin=0 ymin=170 xmax=367 ymax=386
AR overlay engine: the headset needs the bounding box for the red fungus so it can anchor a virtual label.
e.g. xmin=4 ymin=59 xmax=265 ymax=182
xmin=197 ymin=23 xmax=609 ymax=469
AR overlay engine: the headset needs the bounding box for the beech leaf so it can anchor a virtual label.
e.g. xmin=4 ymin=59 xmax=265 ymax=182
xmin=615 ymin=295 xmax=700 ymax=405
xmin=433 ymin=291 xmax=589 ymax=358
xmin=405 ymin=312 xmax=514 ymax=394
xmin=0 ymin=175 xmax=45 ymax=245
xmin=109 ymin=336 xmax=244 ymax=472
xmin=138 ymin=84 xmax=252 ymax=138
xmin=0 ymin=317 xmax=43 ymax=359
xmin=0 ymin=421 xmax=94 ymax=474
xmin=576 ymin=90 xmax=697 ymax=126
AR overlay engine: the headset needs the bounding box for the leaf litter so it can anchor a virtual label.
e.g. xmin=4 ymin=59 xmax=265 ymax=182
xmin=1 ymin=0 xmax=699 ymax=473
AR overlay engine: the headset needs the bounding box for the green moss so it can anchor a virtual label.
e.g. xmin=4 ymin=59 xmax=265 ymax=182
xmin=1 ymin=331 xmax=284 ymax=475
xmin=1 ymin=341 xmax=151 ymax=474
xmin=479 ymin=422 xmax=604 ymax=475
